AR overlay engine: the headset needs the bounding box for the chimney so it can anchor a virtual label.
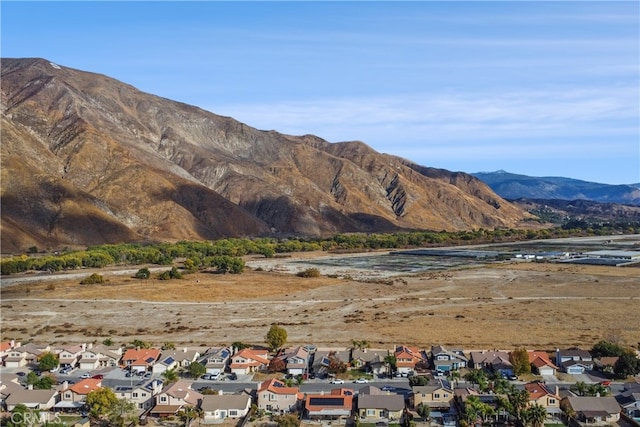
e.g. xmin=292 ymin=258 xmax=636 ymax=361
xmin=82 ymin=343 xmax=87 ymax=351
xmin=184 ymin=347 xmax=187 ymax=353
xmin=555 ymin=349 xmax=560 ymax=366
xmin=88 ymin=343 xmax=93 ymax=350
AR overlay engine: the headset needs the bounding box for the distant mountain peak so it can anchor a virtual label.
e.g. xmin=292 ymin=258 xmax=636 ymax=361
xmin=1 ymin=57 xmax=532 ymax=252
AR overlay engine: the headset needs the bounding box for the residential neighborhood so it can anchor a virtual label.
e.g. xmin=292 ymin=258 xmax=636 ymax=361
xmin=1 ymin=339 xmax=639 ymax=427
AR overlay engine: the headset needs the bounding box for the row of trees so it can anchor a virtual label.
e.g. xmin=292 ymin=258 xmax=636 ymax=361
xmin=4 ymin=219 xmax=639 ymax=275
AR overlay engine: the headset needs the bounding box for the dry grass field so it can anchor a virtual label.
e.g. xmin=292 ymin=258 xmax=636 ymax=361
xmin=1 ymin=254 xmax=639 ymax=351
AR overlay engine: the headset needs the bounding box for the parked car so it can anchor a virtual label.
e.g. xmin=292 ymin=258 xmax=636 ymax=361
xmin=229 ymin=373 xmax=237 ymax=380
xmin=330 ymin=378 xmax=344 ymax=384
xmin=92 ymin=374 xmax=104 ymax=379
xmin=16 ymin=372 xmax=26 ymax=377
xmin=80 ymin=373 xmax=91 ymax=379
xmin=50 ymin=367 xmax=59 ymax=373
xmin=381 ymin=385 xmax=394 ymax=391
xmin=354 ymin=378 xmax=369 ymax=384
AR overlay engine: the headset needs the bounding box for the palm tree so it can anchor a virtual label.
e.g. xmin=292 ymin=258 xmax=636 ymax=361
xmin=508 ymin=389 xmax=529 ymax=425
xmin=162 ymin=368 xmax=178 ymax=383
xmin=179 ymin=406 xmax=202 ymax=427
xmin=383 ymin=355 xmax=396 ymax=378
xmin=569 ymin=381 xmax=587 ymax=396
xmin=448 ymin=369 xmax=461 ymax=387
xmin=524 ymin=404 xmax=547 ymax=427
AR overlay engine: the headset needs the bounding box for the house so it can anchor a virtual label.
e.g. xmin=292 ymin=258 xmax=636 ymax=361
xmin=563 ymin=396 xmax=621 ymax=424
xmin=56 ymin=344 xmax=85 ymax=369
xmin=161 ymin=348 xmax=202 ymax=368
xmin=0 ymin=340 xmax=21 ymax=361
xmin=5 ymin=389 xmax=58 ymax=411
xmin=151 ymin=380 xmax=203 ymax=416
xmin=201 ymin=393 xmax=252 ymax=424
xmin=304 ymin=388 xmax=354 ymax=420
xmin=4 ymin=343 xmax=49 ymax=368
xmin=555 ymin=348 xmax=594 ymax=374
xmin=153 ymin=354 xmax=179 ymax=374
xmin=257 ymin=378 xmax=302 ymax=413
xmin=615 ymin=382 xmax=640 ymax=421
xmin=60 ymin=378 xmax=103 ymax=403
xmin=523 ymin=382 xmax=561 ymax=418
xmin=594 ymin=356 xmax=619 ymax=374
xmin=283 ymin=346 xmax=310 ymax=376
xmin=121 ymin=348 xmax=161 ymax=373
xmin=199 ymin=347 xmax=232 ymax=375
xmin=412 ymin=379 xmax=454 ymax=411
xmin=229 ymin=348 xmax=270 ymax=375
xmin=528 ymin=351 xmax=558 ymax=376
xmin=312 ymin=349 xmax=350 ymax=379
xmin=394 ymin=345 xmax=426 ymax=374
xmin=357 ymin=386 xmax=405 ymax=422
xmin=430 ymin=345 xmax=468 ymax=372
xmin=113 ymin=380 xmax=163 ymax=412
xmin=351 ymin=348 xmax=389 ymax=376
xmin=469 ymin=350 xmax=513 ymax=376
xmin=78 ymin=345 xmax=121 ymax=370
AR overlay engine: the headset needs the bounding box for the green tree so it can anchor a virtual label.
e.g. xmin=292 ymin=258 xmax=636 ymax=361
xmin=570 ymin=381 xmax=588 ymax=396
xmin=6 ymin=404 xmax=40 ymax=427
xmin=25 ymin=372 xmax=55 ymax=390
xmin=162 ymin=341 xmax=176 ymax=350
xmin=614 ymin=351 xmax=640 ymax=378
xmin=179 ymin=406 xmax=202 ymax=426
xmin=383 ymin=355 xmax=397 ymax=378
xmin=188 ymin=361 xmax=206 ymax=379
xmin=38 ymin=352 xmax=59 ymax=372
xmin=416 ymin=403 xmax=430 ymax=420
xmin=80 ymin=273 xmax=104 ymax=284
xmin=162 ymin=368 xmax=178 ymax=383
xmin=131 ymin=339 xmax=151 ymax=349
xmin=591 ymin=340 xmax=625 ymax=358
xmin=509 ymin=348 xmax=531 ymax=376
xmin=108 ymin=398 xmax=137 ymax=427
xmin=86 ymin=387 xmax=118 ymax=420
xmin=507 ymin=389 xmax=530 ymax=425
xmin=265 ymin=324 xmax=287 ymax=351
xmin=523 ymin=404 xmax=547 ymax=427
xmin=134 ymin=268 xmax=151 ymax=279
xmin=102 ymin=338 xmax=114 ymax=346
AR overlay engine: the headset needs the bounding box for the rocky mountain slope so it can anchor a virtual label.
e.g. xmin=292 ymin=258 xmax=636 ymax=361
xmin=1 ymin=58 xmax=532 ymax=253
xmin=473 ymin=170 xmax=640 ymax=205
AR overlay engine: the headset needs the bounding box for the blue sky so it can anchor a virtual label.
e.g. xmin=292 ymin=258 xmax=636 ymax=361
xmin=2 ymin=1 xmax=639 ymax=185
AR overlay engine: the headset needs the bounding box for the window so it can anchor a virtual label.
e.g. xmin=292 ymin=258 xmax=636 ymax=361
xmin=434 ymin=393 xmax=440 ymax=399
xmin=367 ymin=409 xmax=376 ymax=416
xmin=133 ymin=392 xmax=138 ymax=398
xmin=549 ymin=398 xmax=556 ymax=404
xmin=230 ymin=410 xmax=238 ymax=416
xmin=160 ymin=396 xmax=167 ymax=402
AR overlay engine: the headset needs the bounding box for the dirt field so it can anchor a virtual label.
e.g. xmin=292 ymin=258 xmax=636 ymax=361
xmin=1 ymin=253 xmax=639 ymax=351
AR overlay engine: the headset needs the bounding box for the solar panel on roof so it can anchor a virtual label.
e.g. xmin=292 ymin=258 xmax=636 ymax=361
xmin=221 ymin=349 xmax=230 ymax=358
xmin=164 ymin=357 xmax=175 ymax=364
xmin=146 ymin=357 xmax=155 ymax=363
xmin=309 ymin=397 xmax=345 ymax=407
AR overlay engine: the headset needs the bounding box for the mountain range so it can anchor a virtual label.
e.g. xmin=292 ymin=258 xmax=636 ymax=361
xmin=1 ymin=58 xmax=533 ymax=253
xmin=472 ymin=170 xmax=640 ymax=205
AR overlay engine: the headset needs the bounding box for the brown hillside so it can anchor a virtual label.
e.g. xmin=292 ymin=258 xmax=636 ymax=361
xmin=1 ymin=58 xmax=532 ymax=252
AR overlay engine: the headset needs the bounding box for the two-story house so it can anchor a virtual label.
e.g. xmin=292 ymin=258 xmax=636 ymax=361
xmin=56 ymin=344 xmax=85 ymax=369
xmin=113 ymin=380 xmax=163 ymax=412
xmin=394 ymin=345 xmax=426 ymax=375
xmin=58 ymin=378 xmax=102 ymax=408
xmin=555 ymin=348 xmax=593 ymax=374
xmin=121 ymin=348 xmax=161 ymax=373
xmin=524 ymin=382 xmax=561 ymax=418
xmin=430 ymin=345 xmax=468 ymax=372
xmin=151 ymin=380 xmax=203 ymax=417
xmin=199 ymin=347 xmax=232 ymax=376
xmin=412 ymin=378 xmax=454 ymax=412
xmin=78 ymin=344 xmax=121 ymax=370
xmin=283 ymin=346 xmax=310 ymax=376
xmin=469 ymin=350 xmax=513 ymax=376
xmin=229 ymin=348 xmax=270 ymax=375
xmin=257 ymin=378 xmax=302 ymax=413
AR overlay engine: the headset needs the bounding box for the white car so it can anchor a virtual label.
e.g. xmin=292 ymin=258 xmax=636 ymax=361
xmin=330 ymin=378 xmax=344 ymax=384
xmin=354 ymin=378 xmax=369 ymax=384
xmin=50 ymin=367 xmax=59 ymax=373
xmin=80 ymin=373 xmax=91 ymax=379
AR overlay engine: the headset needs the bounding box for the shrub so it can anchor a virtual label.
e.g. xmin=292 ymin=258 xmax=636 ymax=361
xmin=80 ymin=273 xmax=104 ymax=284
xmin=296 ymin=268 xmax=320 ymax=278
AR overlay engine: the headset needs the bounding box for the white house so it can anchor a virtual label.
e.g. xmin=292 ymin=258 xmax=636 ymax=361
xmin=201 ymin=394 xmax=252 ymax=424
